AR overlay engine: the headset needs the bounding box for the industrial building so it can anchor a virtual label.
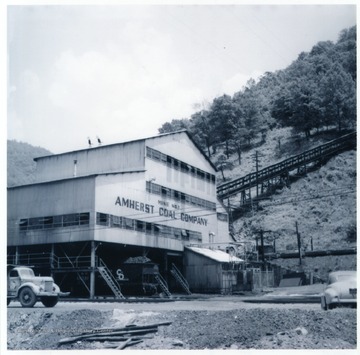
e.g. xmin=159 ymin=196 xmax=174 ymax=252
xmin=7 ymin=130 xmax=238 ymax=298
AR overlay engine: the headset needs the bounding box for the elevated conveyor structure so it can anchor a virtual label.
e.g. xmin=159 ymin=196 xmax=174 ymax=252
xmin=217 ymin=132 xmax=356 ymax=203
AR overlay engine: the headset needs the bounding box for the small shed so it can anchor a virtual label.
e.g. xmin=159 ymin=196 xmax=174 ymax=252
xmin=184 ymin=246 xmax=244 ymax=294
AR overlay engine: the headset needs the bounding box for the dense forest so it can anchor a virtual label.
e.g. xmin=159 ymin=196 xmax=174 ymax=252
xmin=158 ymin=26 xmax=356 ymax=169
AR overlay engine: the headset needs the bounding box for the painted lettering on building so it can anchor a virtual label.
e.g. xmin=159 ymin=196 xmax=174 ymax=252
xmin=115 ymin=196 xmax=208 ymax=226
xmin=115 ymin=197 xmax=154 ymax=214
xmin=180 ymin=213 xmax=208 ymax=226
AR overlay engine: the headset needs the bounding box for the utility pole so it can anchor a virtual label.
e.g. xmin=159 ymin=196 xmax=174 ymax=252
xmin=254 ymin=151 xmax=260 ymax=197
xmin=260 ymin=229 xmax=265 ymax=263
xmin=296 ymin=222 xmax=302 ymax=265
xmin=252 ymin=150 xmax=264 ymax=198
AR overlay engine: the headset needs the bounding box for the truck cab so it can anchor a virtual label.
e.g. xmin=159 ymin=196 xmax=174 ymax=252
xmin=7 ymin=265 xmax=69 ymax=307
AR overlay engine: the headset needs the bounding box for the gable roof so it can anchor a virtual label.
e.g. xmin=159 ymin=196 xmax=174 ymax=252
xmin=34 ymin=130 xmax=217 ymax=171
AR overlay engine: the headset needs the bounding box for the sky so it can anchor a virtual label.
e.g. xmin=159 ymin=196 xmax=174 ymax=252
xmin=6 ymin=2 xmax=357 ymax=154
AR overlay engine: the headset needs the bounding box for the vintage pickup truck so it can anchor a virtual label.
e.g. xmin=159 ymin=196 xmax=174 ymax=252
xmin=7 ymin=265 xmax=69 ymax=307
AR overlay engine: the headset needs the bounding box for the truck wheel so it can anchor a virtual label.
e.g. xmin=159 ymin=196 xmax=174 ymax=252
xmin=19 ymin=287 xmax=37 ymax=308
xmin=41 ymin=296 xmax=58 ymax=307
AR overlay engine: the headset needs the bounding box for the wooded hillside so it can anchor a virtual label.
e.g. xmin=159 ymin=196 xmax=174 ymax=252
xmin=158 ymin=26 xmax=356 ymax=274
xmin=159 ymin=26 xmax=356 ymax=171
xmin=7 ymin=140 xmax=52 ymax=187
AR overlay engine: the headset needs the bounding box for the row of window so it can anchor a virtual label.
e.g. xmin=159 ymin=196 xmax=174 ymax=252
xmin=96 ymin=212 xmax=202 ymax=242
xmin=146 ymin=146 xmax=216 ymax=184
xmin=146 ymin=181 xmax=216 ymax=211
xmin=19 ymin=212 xmax=203 ymax=243
xmin=19 ymin=213 xmax=90 ymax=231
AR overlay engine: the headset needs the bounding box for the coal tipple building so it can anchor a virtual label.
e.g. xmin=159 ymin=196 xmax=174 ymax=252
xmin=8 ymin=131 xmax=234 ymax=298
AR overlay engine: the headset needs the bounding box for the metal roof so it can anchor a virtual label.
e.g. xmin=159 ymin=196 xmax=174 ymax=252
xmin=33 ymin=130 xmax=217 ymax=172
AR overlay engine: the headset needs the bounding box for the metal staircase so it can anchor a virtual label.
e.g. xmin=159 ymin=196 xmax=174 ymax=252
xmin=170 ymin=263 xmax=191 ymax=295
xmin=98 ymin=259 xmax=125 ymax=299
xmin=155 ymin=273 xmax=172 ymax=297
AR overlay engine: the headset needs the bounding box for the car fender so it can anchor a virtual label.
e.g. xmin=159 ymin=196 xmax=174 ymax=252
xmin=324 ymin=287 xmax=339 ymax=304
xmin=16 ymin=282 xmax=40 ymax=297
xmin=52 ymin=283 xmax=60 ymax=293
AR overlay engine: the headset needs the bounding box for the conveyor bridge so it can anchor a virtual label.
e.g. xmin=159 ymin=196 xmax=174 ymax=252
xmin=217 ymin=132 xmax=356 ymax=202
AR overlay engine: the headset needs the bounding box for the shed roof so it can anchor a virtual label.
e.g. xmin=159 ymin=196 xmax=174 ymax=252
xmin=186 ymin=246 xmax=243 ymax=263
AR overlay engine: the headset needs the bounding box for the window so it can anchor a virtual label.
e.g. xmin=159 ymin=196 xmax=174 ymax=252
xmin=111 ymin=215 xmax=122 ymax=227
xmin=161 ymin=187 xmax=170 ymax=198
xmin=188 ymin=230 xmax=202 ymax=242
xmin=148 ymin=184 xmax=216 ymax=211
xmin=29 ymin=217 xmax=42 ymax=229
xmin=42 ymin=216 xmax=54 ymax=229
xmin=9 ymin=270 xmax=19 ymax=277
xmin=96 ymin=213 xmax=108 ymax=226
xmin=80 ymin=213 xmax=90 ymax=225
xmin=197 ymin=170 xmax=205 ymax=179
xmin=152 ymin=149 xmax=161 ymax=161
xmin=146 ymin=222 xmax=152 ymax=234
xmin=63 ymin=214 xmax=79 ymax=227
xmin=92 ymin=211 xmax=202 ymax=244
xmin=136 ymin=220 xmax=145 ymax=232
xmin=19 ymin=212 xmax=90 ymax=231
xmin=181 ymin=162 xmax=189 ymax=172
xmin=124 ymin=218 xmax=134 ymax=230
xmin=154 ymin=225 xmax=162 ymax=234
xmin=53 ymin=215 xmax=63 ymax=228
xmin=19 ymin=219 xmax=28 ymax=231
xmin=181 ymin=229 xmax=189 ymax=241
xmin=146 ymin=146 xmax=216 ymax=184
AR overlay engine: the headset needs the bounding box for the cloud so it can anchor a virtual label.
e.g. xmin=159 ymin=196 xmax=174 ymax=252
xmin=20 ymin=70 xmax=41 ymax=94
xmin=45 ymin=22 xmax=203 ymax=150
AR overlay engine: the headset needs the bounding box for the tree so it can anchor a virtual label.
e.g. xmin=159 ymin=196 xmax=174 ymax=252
xmin=336 ymin=26 xmax=356 ymax=81
xmin=319 ymin=63 xmax=356 ymax=131
xmin=189 ymin=110 xmax=217 ymax=157
xmin=158 ymin=119 xmax=190 ymax=134
xmin=208 ymin=95 xmax=237 ymax=158
xmin=215 ymin=154 xmax=234 ymax=181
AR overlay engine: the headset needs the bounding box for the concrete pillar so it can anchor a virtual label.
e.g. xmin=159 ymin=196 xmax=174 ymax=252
xmin=90 ymin=241 xmax=96 ymax=299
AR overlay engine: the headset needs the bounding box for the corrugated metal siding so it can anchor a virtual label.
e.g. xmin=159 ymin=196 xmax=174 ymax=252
xmin=7 ymin=177 xmax=96 ymax=246
xmin=34 ymin=140 xmax=145 ymax=183
xmin=184 ymin=249 xmax=223 ymax=292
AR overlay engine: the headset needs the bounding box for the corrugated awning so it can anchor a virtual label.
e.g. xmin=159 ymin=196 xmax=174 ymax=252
xmin=186 ymin=246 xmax=243 ymax=263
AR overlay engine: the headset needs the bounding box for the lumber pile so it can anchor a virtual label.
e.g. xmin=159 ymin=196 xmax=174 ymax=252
xmin=58 ymin=321 xmax=172 ymax=349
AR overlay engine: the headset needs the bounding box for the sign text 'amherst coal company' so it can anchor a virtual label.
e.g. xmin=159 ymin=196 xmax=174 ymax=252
xmin=115 ymin=196 xmax=208 ymax=225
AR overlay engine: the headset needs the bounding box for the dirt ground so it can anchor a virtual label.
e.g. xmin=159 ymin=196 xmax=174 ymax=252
xmin=7 ymin=300 xmax=357 ymax=350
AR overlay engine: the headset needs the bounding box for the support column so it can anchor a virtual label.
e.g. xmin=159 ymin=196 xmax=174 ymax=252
xmin=50 ymin=244 xmax=55 ymax=278
xmin=164 ymin=252 xmax=168 ymax=279
xmin=90 ymin=241 xmax=96 ymax=299
xmin=15 ymin=246 xmax=19 ymax=265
